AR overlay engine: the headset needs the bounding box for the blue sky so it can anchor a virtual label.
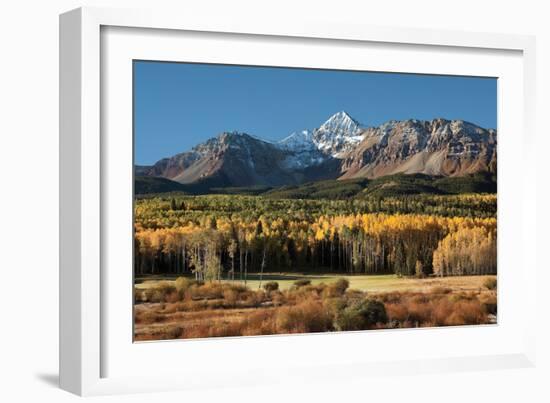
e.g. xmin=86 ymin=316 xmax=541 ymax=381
xmin=134 ymin=61 xmax=497 ymax=165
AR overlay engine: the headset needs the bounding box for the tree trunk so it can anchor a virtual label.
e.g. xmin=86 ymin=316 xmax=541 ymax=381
xmin=244 ymin=249 xmax=249 ymax=286
xmin=258 ymin=246 xmax=267 ymax=289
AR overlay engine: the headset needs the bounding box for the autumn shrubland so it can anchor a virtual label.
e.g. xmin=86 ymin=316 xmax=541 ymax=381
xmin=134 ymin=275 xmax=496 ymax=340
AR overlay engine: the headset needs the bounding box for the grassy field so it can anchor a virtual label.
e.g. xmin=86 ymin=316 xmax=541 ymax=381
xmin=136 ymin=273 xmax=495 ymax=294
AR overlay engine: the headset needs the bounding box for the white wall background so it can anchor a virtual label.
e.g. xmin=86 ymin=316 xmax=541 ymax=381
xmin=0 ymin=0 xmax=548 ymax=401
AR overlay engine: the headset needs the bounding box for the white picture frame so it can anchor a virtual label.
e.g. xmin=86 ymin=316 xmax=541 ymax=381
xmin=59 ymin=6 xmax=537 ymax=396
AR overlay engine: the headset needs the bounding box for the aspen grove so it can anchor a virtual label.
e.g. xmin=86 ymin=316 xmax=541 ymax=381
xmin=134 ymin=195 xmax=496 ymax=280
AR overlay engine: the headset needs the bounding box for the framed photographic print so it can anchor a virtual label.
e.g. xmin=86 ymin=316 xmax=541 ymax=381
xmin=60 ymin=7 xmax=537 ymax=396
xmin=132 ymin=61 xmax=499 ymax=342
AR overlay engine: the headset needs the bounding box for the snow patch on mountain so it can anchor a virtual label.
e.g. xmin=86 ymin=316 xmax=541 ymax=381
xmin=278 ymin=130 xmax=316 ymax=151
xmin=278 ymin=111 xmax=366 ymax=166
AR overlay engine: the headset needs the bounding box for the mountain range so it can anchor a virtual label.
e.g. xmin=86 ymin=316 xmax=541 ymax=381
xmin=136 ymin=111 xmax=497 ymax=190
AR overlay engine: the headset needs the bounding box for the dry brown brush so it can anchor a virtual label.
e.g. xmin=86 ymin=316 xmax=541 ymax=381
xmin=134 ymin=279 xmax=495 ymax=341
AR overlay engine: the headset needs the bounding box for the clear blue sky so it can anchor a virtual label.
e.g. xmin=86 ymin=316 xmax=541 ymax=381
xmin=134 ymin=61 xmax=496 ymax=165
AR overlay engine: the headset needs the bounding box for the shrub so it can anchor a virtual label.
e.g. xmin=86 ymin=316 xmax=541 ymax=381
xmin=404 ymin=300 xmax=432 ymax=325
xmin=275 ymin=306 xmax=306 ymax=334
xmin=480 ymin=293 xmax=497 ymax=315
xmin=446 ymin=300 xmax=487 ymax=325
xmin=222 ymin=289 xmax=238 ymax=307
xmin=385 ymin=303 xmax=409 ymax=323
xmin=166 ymin=291 xmax=181 ymax=303
xmin=164 ymin=326 xmax=183 ymax=339
xmin=335 ymin=307 xmax=364 ymax=331
xmin=161 ymin=303 xmax=178 ymax=314
xmin=448 ymin=293 xmax=472 ymax=303
xmin=483 ymin=278 xmax=497 ymax=290
xmin=293 ymin=279 xmax=311 ymax=288
xmin=134 ymin=288 xmax=143 ymax=304
xmin=150 ymin=282 xmax=178 ymax=303
xmin=263 ymin=281 xmax=279 ymax=292
xmin=142 ymin=287 xmax=156 ymax=303
xmin=141 ymin=284 xmax=175 ymax=303
xmin=206 ymin=299 xmax=224 ymax=309
xmin=175 ymin=300 xmax=199 ymax=312
xmin=271 ymin=291 xmax=286 ymax=306
xmin=241 ymin=290 xmax=264 ymax=308
xmin=276 ymin=299 xmax=333 ymax=333
xmin=135 ymin=310 xmax=163 ymax=324
xmin=431 ymin=286 xmax=452 ymax=295
xmin=335 ymin=299 xmax=388 ymax=331
xmin=411 ymin=294 xmax=431 ymax=304
xmin=208 ymin=322 xmax=244 ymax=338
xmin=330 ymin=278 xmax=350 ymax=296
xmin=227 ymin=283 xmax=248 ymax=293
xmin=377 ymin=292 xmax=404 ymax=304
xmin=345 ymin=289 xmax=365 ymax=300
xmin=290 ymin=288 xmax=322 ymax=306
xmin=359 ymin=299 xmax=388 ymax=326
xmin=192 ymin=282 xmax=224 ymax=299
xmin=431 ymin=298 xmax=455 ymax=326
xmin=175 ymin=277 xmax=194 ymax=292
xmin=483 ymin=301 xmax=497 ymax=315
xmin=324 ymin=297 xmax=347 ymax=316
xmin=242 ymin=310 xmax=276 ymax=336
xmin=307 ymin=283 xmax=327 ymax=295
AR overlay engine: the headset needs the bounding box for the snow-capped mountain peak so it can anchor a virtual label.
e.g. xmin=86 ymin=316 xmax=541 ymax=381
xmin=318 ymin=111 xmax=362 ymax=135
xmin=276 ymin=111 xmax=366 ymax=168
xmin=313 ymin=111 xmax=365 ymax=157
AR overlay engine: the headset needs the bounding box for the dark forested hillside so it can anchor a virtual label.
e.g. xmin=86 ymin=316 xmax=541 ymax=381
xmin=136 ymin=172 xmax=496 ymax=198
xmin=134 ymin=176 xmax=190 ymax=194
xmin=264 ymin=173 xmax=496 ymax=199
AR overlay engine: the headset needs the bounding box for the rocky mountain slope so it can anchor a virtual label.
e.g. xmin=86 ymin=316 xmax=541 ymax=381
xmin=340 ymin=118 xmax=497 ymax=179
xmin=138 ymin=111 xmax=496 ymax=188
xmin=142 ymin=131 xmax=340 ymax=187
